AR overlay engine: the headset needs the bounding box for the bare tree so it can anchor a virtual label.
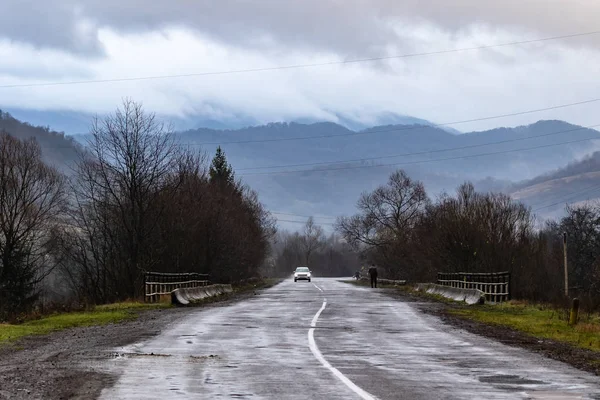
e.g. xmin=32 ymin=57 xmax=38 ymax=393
xmin=336 ymin=170 xmax=429 ymax=278
xmin=0 ymin=132 xmax=66 ymax=320
xmin=337 ymin=170 xmax=429 ymax=249
xmin=66 ymin=99 xmax=181 ymax=300
xmin=300 ymin=217 xmax=325 ymax=268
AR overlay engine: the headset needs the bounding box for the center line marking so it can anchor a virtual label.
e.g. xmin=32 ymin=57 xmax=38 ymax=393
xmin=308 ymin=298 xmax=378 ymax=400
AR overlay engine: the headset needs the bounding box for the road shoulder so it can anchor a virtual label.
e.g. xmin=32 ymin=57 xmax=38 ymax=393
xmin=0 ymin=280 xmax=279 ymax=400
xmin=351 ymin=282 xmax=600 ymax=377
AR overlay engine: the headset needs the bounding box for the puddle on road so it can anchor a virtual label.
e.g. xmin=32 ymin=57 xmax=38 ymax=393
xmin=478 ymin=374 xmax=600 ymax=399
xmin=108 ymin=352 xmax=221 ymax=363
xmin=479 ymin=374 xmax=548 ymax=385
xmin=189 ymin=354 xmax=219 ymax=363
xmin=110 ymin=352 xmax=172 ymax=358
xmin=525 ymin=391 xmax=591 ymax=399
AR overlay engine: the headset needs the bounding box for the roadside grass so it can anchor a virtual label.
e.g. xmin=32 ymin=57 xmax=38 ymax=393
xmin=451 ymin=302 xmax=600 ymax=352
xmin=0 ymin=301 xmax=170 ymax=344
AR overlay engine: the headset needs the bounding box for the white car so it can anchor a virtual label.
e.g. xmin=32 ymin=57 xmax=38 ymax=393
xmin=294 ymin=267 xmax=312 ymax=282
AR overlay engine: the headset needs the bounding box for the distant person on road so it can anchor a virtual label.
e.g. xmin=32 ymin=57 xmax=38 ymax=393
xmin=354 ymin=271 xmax=360 ymax=280
xmin=368 ymin=265 xmax=378 ymax=288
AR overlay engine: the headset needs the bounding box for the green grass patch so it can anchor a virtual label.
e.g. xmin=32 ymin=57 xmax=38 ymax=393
xmin=452 ymin=303 xmax=600 ymax=352
xmin=94 ymin=301 xmax=171 ymax=312
xmin=0 ymin=301 xmax=170 ymax=344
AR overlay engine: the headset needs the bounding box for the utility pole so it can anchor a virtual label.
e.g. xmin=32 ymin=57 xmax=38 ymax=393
xmin=563 ymin=232 xmax=569 ymax=298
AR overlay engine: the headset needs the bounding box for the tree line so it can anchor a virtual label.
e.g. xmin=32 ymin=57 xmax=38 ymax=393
xmin=270 ymin=217 xmax=361 ymax=278
xmin=336 ymin=170 xmax=600 ymax=311
xmin=3 ymin=100 xmax=599 ymax=320
xmin=0 ymin=100 xmax=275 ymax=321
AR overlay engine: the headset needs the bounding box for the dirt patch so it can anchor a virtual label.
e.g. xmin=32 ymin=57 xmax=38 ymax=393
xmin=382 ymin=288 xmax=600 ymax=376
xmin=0 ymin=283 xmax=274 ymax=400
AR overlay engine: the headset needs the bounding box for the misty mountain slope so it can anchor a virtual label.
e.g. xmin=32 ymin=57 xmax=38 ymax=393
xmin=180 ymin=120 xmax=599 ymax=180
xmin=4 ymin=109 xmax=599 ymax=224
xmin=0 ymin=110 xmax=82 ymax=172
xmin=174 ymin=120 xmax=600 ymax=220
xmin=511 ymin=151 xmax=600 ymax=219
xmin=5 ymin=106 xmax=455 ymax=135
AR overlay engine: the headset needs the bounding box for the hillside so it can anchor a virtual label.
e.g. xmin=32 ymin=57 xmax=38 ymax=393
xmin=511 ymin=151 xmax=600 ymax=219
xmin=178 ymin=120 xmax=598 ymax=179
xmin=0 ymin=110 xmax=82 ymax=172
xmin=175 ymin=120 xmax=600 ymax=221
xmin=6 ymin=108 xmax=599 ymax=225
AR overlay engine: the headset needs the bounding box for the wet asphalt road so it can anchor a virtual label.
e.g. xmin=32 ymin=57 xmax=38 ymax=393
xmin=99 ymin=279 xmax=600 ymax=399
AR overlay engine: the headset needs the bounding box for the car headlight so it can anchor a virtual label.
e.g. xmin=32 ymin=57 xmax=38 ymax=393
xmin=294 ymin=273 xmax=298 ymax=277
xmin=307 ymin=272 xmax=311 ymax=277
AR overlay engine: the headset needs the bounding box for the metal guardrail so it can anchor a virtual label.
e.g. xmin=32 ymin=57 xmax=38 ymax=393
xmin=437 ymin=271 xmax=511 ymax=303
xmin=144 ymin=272 xmax=210 ymax=303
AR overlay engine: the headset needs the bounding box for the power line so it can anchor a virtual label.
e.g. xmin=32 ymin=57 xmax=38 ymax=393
xmin=532 ymin=183 xmax=600 ymax=212
xmin=1 ymin=30 xmax=599 ymax=90
xmin=276 ymin=218 xmax=336 ymax=226
xmin=528 ymin=181 xmax=600 ymax=208
xmin=192 ymin=98 xmax=600 ymax=145
xmin=239 ymin=127 xmax=600 ymax=176
xmin=270 ymin=211 xmax=338 ymax=220
xmin=238 ymin=124 xmax=599 ymax=171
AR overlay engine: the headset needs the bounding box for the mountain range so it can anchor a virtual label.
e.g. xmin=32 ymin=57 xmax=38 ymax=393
xmin=2 ymin=108 xmax=600 ymax=229
xmin=5 ymin=107 xmax=459 ymax=135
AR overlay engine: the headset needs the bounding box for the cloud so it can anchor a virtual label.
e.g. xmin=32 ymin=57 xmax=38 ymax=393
xmin=0 ymin=39 xmax=94 ymax=80
xmin=2 ymin=0 xmax=599 ymax=56
xmin=1 ymin=25 xmax=600 ymax=133
xmin=1 ymin=1 xmax=104 ymax=54
xmin=1 ymin=2 xmax=600 ymax=133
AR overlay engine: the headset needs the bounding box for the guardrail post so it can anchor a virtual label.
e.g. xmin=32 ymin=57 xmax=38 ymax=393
xmin=569 ymin=298 xmax=580 ymax=326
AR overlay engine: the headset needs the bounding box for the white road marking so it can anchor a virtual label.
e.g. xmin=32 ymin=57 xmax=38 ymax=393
xmin=308 ymin=298 xmax=379 ymax=400
xmin=312 ymin=283 xmax=323 ymax=292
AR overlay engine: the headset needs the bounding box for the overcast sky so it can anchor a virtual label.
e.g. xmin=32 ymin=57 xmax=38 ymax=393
xmin=1 ymin=0 xmax=599 ymax=131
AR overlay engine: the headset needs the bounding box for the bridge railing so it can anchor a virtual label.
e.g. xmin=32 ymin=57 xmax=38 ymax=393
xmin=144 ymin=272 xmax=210 ymax=303
xmin=437 ymin=271 xmax=510 ymax=303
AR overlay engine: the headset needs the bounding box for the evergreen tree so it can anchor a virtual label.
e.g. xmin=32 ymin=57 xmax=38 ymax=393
xmin=209 ymin=146 xmax=235 ymax=185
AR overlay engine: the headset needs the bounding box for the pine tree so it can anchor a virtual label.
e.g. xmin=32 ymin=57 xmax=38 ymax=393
xmin=209 ymin=146 xmax=235 ymax=185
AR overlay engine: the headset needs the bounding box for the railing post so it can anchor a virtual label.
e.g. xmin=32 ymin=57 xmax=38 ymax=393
xmin=493 ymin=275 xmax=497 ymax=303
